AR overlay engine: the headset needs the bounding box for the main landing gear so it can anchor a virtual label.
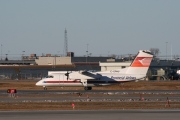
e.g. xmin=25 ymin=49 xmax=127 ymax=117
xmin=84 ymin=87 xmax=92 ymax=91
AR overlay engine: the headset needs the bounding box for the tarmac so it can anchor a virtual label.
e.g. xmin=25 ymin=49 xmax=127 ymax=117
xmin=0 ymin=110 xmax=180 ymax=120
xmin=1 ymin=81 xmax=180 ymax=119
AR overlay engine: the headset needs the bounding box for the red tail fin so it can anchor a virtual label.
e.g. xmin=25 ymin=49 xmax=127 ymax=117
xmin=130 ymin=50 xmax=153 ymax=67
xmin=131 ymin=57 xmax=152 ymax=67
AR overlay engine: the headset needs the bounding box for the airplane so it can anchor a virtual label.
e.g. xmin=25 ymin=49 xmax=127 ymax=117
xmin=36 ymin=50 xmax=153 ymax=90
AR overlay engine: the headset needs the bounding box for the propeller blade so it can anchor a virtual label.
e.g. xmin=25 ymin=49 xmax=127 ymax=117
xmin=65 ymin=71 xmax=69 ymax=80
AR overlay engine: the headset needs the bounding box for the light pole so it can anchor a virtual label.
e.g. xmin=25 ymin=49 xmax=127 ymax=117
xmin=166 ymin=42 xmax=168 ymax=60
xmin=86 ymin=44 xmax=89 ymax=63
xmin=1 ymin=44 xmax=2 ymax=60
xmin=5 ymin=54 xmax=8 ymax=61
xmin=22 ymin=51 xmax=25 ymax=65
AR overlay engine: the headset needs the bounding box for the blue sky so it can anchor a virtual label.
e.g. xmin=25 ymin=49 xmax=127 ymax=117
xmin=0 ymin=0 xmax=180 ymax=59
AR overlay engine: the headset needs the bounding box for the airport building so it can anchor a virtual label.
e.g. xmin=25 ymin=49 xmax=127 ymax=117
xmin=0 ymin=53 xmax=180 ymax=80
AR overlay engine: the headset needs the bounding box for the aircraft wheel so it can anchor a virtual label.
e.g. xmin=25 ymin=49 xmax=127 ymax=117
xmin=84 ymin=87 xmax=92 ymax=91
xmin=84 ymin=87 xmax=88 ymax=91
xmin=43 ymin=87 xmax=47 ymax=90
xmin=88 ymin=87 xmax=92 ymax=90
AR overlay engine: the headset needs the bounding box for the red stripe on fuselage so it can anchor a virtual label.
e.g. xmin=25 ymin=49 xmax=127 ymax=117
xmin=44 ymin=80 xmax=81 ymax=83
xmin=44 ymin=80 xmax=135 ymax=84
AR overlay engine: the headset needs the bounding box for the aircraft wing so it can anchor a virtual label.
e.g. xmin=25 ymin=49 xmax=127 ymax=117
xmin=79 ymin=71 xmax=101 ymax=79
xmin=69 ymin=71 xmax=101 ymax=79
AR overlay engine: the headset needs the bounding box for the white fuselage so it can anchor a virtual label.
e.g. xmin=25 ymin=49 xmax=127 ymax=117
xmin=35 ymin=71 xmax=145 ymax=87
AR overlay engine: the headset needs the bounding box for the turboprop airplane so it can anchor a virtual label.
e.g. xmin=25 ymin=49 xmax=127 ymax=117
xmin=36 ymin=50 xmax=153 ymax=90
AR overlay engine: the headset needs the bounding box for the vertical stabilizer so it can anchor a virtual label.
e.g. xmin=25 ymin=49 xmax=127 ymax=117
xmin=126 ymin=50 xmax=153 ymax=75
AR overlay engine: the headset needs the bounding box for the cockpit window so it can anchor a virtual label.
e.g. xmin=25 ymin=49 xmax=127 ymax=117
xmin=45 ymin=75 xmax=54 ymax=78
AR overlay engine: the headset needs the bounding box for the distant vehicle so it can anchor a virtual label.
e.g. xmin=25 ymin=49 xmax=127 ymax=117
xmin=36 ymin=50 xmax=153 ymax=90
xmin=167 ymin=70 xmax=180 ymax=80
xmin=177 ymin=70 xmax=180 ymax=75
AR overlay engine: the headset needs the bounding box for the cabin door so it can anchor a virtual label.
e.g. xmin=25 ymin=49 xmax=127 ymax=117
xmin=61 ymin=74 xmax=64 ymax=87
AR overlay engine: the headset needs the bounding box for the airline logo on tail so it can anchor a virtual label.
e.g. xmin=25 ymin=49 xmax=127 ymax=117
xmin=131 ymin=57 xmax=152 ymax=67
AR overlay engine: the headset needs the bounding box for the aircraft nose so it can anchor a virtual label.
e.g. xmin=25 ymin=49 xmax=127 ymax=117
xmin=36 ymin=81 xmax=41 ymax=86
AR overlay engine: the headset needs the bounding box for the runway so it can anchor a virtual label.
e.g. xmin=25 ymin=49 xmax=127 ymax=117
xmin=0 ymin=90 xmax=180 ymax=102
xmin=0 ymin=110 xmax=180 ymax=120
xmin=0 ymin=90 xmax=180 ymax=110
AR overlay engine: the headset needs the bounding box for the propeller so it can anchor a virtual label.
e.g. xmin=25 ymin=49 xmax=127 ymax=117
xmin=65 ymin=71 xmax=70 ymax=80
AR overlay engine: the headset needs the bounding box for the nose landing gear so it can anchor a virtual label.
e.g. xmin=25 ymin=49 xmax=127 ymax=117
xmin=43 ymin=86 xmax=47 ymax=90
